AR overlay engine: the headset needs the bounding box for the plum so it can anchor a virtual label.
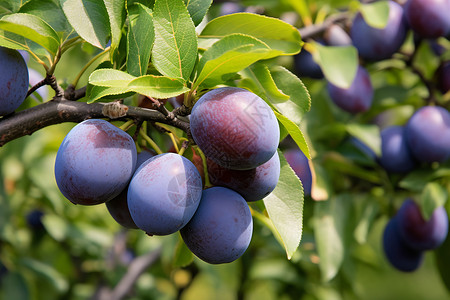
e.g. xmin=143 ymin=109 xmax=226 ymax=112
xmin=405 ymin=106 xmax=450 ymax=163
xmin=190 ymin=87 xmax=279 ymax=170
xmin=437 ymin=61 xmax=450 ymax=94
xmin=0 ymin=46 xmax=29 ymax=116
xmin=180 ymin=187 xmax=253 ymax=264
xmin=404 ymin=0 xmax=450 ymax=38
xmin=351 ymin=1 xmax=408 ymax=61
xmin=327 ymin=65 xmax=373 ymax=113
xmin=127 ymin=153 xmax=203 ymax=235
xmin=383 ymin=217 xmax=424 ymax=272
xmin=396 ymin=199 xmax=448 ymax=251
xmin=324 ymin=24 xmax=352 ymax=47
xmin=284 ymin=149 xmax=312 ymax=196
xmin=55 ymin=119 xmax=137 ymax=205
xmin=378 ymin=126 xmax=416 ymax=173
xmin=106 ymin=149 xmax=155 ymax=229
xmin=293 ymin=44 xmax=324 ymax=79
xmin=207 ymin=151 xmax=280 ymax=202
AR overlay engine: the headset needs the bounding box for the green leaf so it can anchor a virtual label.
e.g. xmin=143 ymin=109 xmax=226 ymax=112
xmin=435 ymin=214 xmax=450 ymax=293
xmin=420 ymin=182 xmax=448 ymax=220
xmin=184 ymin=0 xmax=211 ymax=26
xmin=21 ymin=258 xmax=69 ymax=293
xmin=270 ymin=66 xmax=311 ymax=124
xmin=400 ymin=168 xmax=450 ymax=192
xmin=346 ymin=123 xmax=381 ymax=157
xmin=200 ymin=13 xmax=302 ymax=56
xmin=359 ymin=1 xmax=390 ymax=29
xmin=89 ymin=68 xmax=136 ymax=87
xmin=0 ymin=272 xmax=30 ymax=300
xmin=314 ymin=196 xmax=348 ymax=282
xmin=104 ymin=0 xmax=126 ymax=56
xmin=314 ymin=43 xmax=358 ymax=89
xmin=194 ymin=34 xmax=273 ymax=89
xmin=0 ymin=13 xmax=60 ymax=55
xmin=173 ymin=234 xmax=194 ymax=267
xmin=274 ymin=111 xmax=310 ymax=159
xmin=127 ymin=3 xmax=154 ymax=76
xmin=263 ymin=150 xmax=304 ymax=259
xmin=129 ymin=75 xmax=189 ymax=98
xmin=60 ymin=0 xmax=110 ymax=49
xmin=87 ymin=85 xmax=134 ymax=103
xmin=152 ymin=0 xmax=197 ymax=81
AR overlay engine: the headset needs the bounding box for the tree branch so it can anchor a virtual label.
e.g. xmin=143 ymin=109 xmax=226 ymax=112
xmin=299 ymin=12 xmax=350 ymax=40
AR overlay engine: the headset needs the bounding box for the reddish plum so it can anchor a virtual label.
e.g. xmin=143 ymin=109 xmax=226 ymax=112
xmin=404 ymin=0 xmax=450 ymax=38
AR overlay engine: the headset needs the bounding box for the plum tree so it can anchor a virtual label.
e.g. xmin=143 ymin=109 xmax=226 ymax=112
xmin=127 ymin=153 xmax=203 ymax=236
xmin=190 ymin=87 xmax=279 ymax=170
xmin=284 ymin=149 xmax=312 ymax=196
xmin=378 ymin=126 xmax=416 ymax=173
xmin=405 ymin=106 xmax=450 ymax=163
xmin=54 ymin=119 xmax=137 ymax=205
xmin=293 ymin=44 xmax=324 ymax=79
xmin=106 ymin=149 xmax=155 ymax=229
xmin=180 ymin=187 xmax=253 ymax=264
xmin=0 ymin=46 xmax=29 ymax=116
xmin=327 ymin=65 xmax=373 ymax=113
xmin=396 ymin=199 xmax=448 ymax=251
xmin=350 ymin=1 xmax=408 ymax=61
xmin=207 ymin=151 xmax=280 ymax=202
xmin=404 ymin=0 xmax=450 ymax=38
xmin=383 ymin=217 xmax=424 ymax=272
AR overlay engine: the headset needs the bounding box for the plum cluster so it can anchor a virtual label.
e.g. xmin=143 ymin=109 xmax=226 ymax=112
xmin=383 ymin=199 xmax=448 ymax=272
xmin=54 ymin=87 xmax=281 ymax=264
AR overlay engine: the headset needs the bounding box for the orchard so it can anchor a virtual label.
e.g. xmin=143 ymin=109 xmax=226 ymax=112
xmin=0 ymin=0 xmax=449 ymax=299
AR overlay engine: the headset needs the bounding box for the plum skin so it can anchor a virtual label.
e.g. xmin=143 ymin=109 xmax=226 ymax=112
xmin=106 ymin=149 xmax=155 ymax=229
xmin=351 ymin=1 xmax=408 ymax=61
xmin=54 ymin=119 xmax=137 ymax=205
xmin=378 ymin=126 xmax=416 ymax=173
xmin=396 ymin=199 xmax=448 ymax=251
xmin=127 ymin=153 xmax=203 ymax=236
xmin=437 ymin=61 xmax=450 ymax=94
xmin=293 ymin=45 xmax=324 ymax=79
xmin=284 ymin=149 xmax=312 ymax=196
xmin=382 ymin=217 xmax=424 ymax=272
xmin=207 ymin=151 xmax=280 ymax=202
xmin=190 ymin=87 xmax=279 ymax=170
xmin=327 ymin=65 xmax=373 ymax=113
xmin=180 ymin=187 xmax=253 ymax=264
xmin=404 ymin=0 xmax=450 ymax=38
xmin=0 ymin=46 xmax=29 ymax=116
xmin=405 ymin=106 xmax=450 ymax=163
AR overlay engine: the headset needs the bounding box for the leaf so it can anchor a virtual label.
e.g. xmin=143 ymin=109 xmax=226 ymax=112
xmin=359 ymin=1 xmax=390 ymax=29
xmin=0 ymin=272 xmax=30 ymax=300
xmin=0 ymin=13 xmax=60 ymax=55
xmin=127 ymin=3 xmax=154 ymax=76
xmin=128 ymin=75 xmax=189 ymax=98
xmin=184 ymin=0 xmax=211 ymax=26
xmin=21 ymin=258 xmax=69 ymax=293
xmin=400 ymin=168 xmax=450 ymax=192
xmin=263 ymin=150 xmax=304 ymax=259
xmin=193 ymin=34 xmax=272 ymax=89
xmin=435 ymin=214 xmax=450 ymax=293
xmin=152 ymin=0 xmax=197 ymax=81
xmin=200 ymin=13 xmax=302 ymax=56
xmin=104 ymin=0 xmax=126 ymax=55
xmin=346 ymin=123 xmax=381 ymax=157
xmin=313 ymin=43 xmax=358 ymax=89
xmin=420 ymin=182 xmax=448 ymax=220
xmin=87 ymin=86 xmax=134 ymax=103
xmin=270 ymin=66 xmax=311 ymax=123
xmin=274 ymin=111 xmax=310 ymax=159
xmin=60 ymin=0 xmax=110 ymax=49
xmin=89 ymin=68 xmax=136 ymax=87
xmin=173 ymin=234 xmax=194 ymax=267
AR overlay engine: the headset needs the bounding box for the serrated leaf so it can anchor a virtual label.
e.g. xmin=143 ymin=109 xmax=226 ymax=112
xmin=87 ymin=85 xmax=134 ymax=103
xmin=263 ymin=150 xmax=304 ymax=259
xmin=104 ymin=0 xmax=126 ymax=56
xmin=184 ymin=0 xmax=211 ymax=26
xmin=127 ymin=3 xmax=154 ymax=76
xmin=420 ymin=182 xmax=448 ymax=220
xmin=274 ymin=111 xmax=310 ymax=159
xmin=0 ymin=13 xmax=60 ymax=55
xmin=152 ymin=0 xmax=197 ymax=81
xmin=89 ymin=68 xmax=136 ymax=87
xmin=346 ymin=123 xmax=381 ymax=157
xmin=313 ymin=43 xmax=358 ymax=89
xmin=129 ymin=75 xmax=189 ymax=98
xmin=359 ymin=1 xmax=389 ymax=29
xmin=194 ymin=34 xmax=272 ymax=89
xmin=60 ymin=0 xmax=110 ymax=49
xmin=200 ymin=13 xmax=302 ymax=56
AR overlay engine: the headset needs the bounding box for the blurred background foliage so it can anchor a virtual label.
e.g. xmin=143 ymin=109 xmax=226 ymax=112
xmin=1 ymin=0 xmax=450 ymax=299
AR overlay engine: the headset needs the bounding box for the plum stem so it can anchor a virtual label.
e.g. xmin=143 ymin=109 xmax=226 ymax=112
xmin=139 ymin=129 xmax=163 ymax=155
xmin=194 ymin=146 xmax=212 ymax=188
